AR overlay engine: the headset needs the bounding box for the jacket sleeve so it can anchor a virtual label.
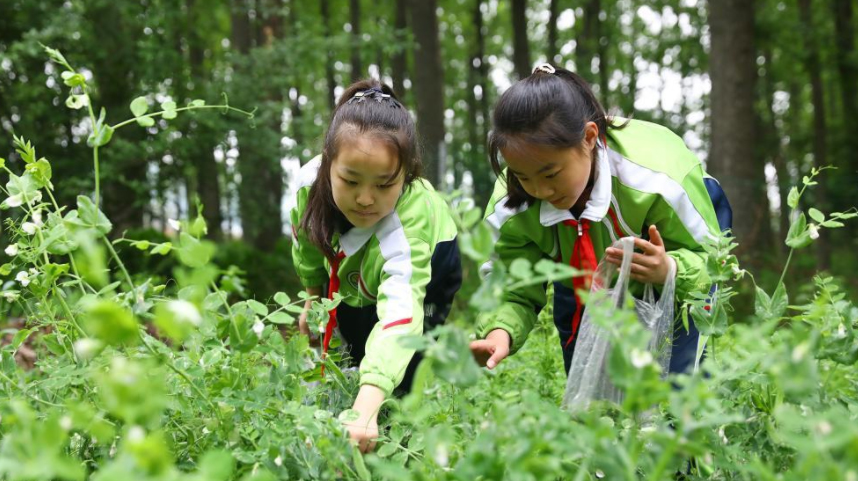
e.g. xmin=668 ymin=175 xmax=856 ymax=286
xmin=290 ymin=185 xmax=329 ymax=288
xmin=475 ymin=210 xmax=548 ymax=355
xmin=359 ymin=235 xmax=432 ymax=396
xmin=644 ymin=164 xmax=721 ymax=303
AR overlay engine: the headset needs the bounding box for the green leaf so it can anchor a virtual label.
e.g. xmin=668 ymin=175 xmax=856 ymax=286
xmin=247 ymin=299 xmax=268 ymax=316
xmin=132 ymin=240 xmax=150 ymax=250
xmin=0 ymin=158 xmax=5 ymax=169
xmin=11 ymin=328 xmax=33 ymax=350
xmin=177 ymin=233 xmax=214 ymax=268
xmin=509 ymin=258 xmax=532 ymax=280
xmin=150 ymin=242 xmax=172 ymax=255
xmin=376 ymin=442 xmax=398 ymax=458
xmin=190 ymin=99 xmax=206 ymax=107
xmin=268 ymin=312 xmax=294 ymax=325
xmin=61 ymin=71 xmax=85 ymax=87
xmin=136 ymin=116 xmax=155 ymax=127
xmin=770 ymin=282 xmax=788 ymax=319
xmin=785 ymin=212 xmax=812 ymax=249
xmin=154 ymin=300 xmax=202 ymax=343
xmin=81 ymin=300 xmax=139 ymax=346
xmin=273 ymin=292 xmax=290 ymax=306
xmin=42 ymin=333 xmax=66 ymax=355
xmin=228 ymin=311 xmax=258 ymax=353
xmin=161 ymin=101 xmax=178 ymax=120
xmin=787 ymin=187 xmax=799 ymax=209
xmin=87 ymin=108 xmax=114 ymax=148
xmin=808 ymin=208 xmax=825 ymax=223
xmin=821 ymin=220 xmax=845 ymax=228
xmin=130 ymin=96 xmax=149 ymax=117
xmin=75 ymin=195 xmax=112 ymax=235
xmin=26 ymin=158 xmax=52 ymax=188
xmin=197 ymin=450 xmax=234 ymax=481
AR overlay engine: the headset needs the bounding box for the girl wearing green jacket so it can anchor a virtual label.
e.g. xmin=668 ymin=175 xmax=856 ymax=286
xmin=291 ymin=80 xmax=461 ymax=452
xmin=469 ymin=64 xmax=731 ymax=376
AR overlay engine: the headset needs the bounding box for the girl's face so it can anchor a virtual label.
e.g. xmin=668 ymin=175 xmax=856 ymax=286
xmin=500 ymin=122 xmax=599 ymax=211
xmin=330 ymin=135 xmax=404 ymax=228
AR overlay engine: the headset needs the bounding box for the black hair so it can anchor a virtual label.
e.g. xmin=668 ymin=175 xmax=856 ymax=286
xmin=299 ymin=79 xmax=421 ymax=260
xmin=488 ymin=65 xmax=625 ymax=208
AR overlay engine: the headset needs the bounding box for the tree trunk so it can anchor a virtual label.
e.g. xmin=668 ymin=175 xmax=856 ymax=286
xmin=83 ymin=1 xmax=147 ymax=234
xmin=185 ymin=0 xmax=224 ymax=240
xmin=596 ymin=2 xmax=609 ymax=104
xmin=391 ymin=0 xmax=408 ymax=98
xmin=832 ymin=0 xmax=858 ymax=240
xmin=709 ymin=0 xmax=769 ymax=264
xmin=351 ymin=0 xmax=363 ymax=81
xmin=408 ymin=0 xmax=445 ymax=186
xmin=320 ymin=0 xmax=337 ymax=111
xmin=760 ymin=50 xmax=790 ymax=259
xmin=547 ymin=0 xmax=559 ymax=63
xmin=511 ymin=0 xmax=531 ymax=79
xmin=232 ymin=0 xmax=284 ymax=252
xmin=469 ymin=0 xmax=492 ymax=206
xmin=797 ymin=0 xmax=830 ymax=270
xmin=576 ymin=0 xmax=600 ymax=79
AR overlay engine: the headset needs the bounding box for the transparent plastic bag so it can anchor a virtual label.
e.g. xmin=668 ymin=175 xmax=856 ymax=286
xmin=562 ymin=236 xmax=676 ymax=410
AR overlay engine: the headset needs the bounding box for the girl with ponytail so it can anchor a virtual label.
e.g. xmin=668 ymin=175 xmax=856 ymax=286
xmin=470 ymin=64 xmax=732 ymax=383
xmin=291 ymin=79 xmax=461 ymax=451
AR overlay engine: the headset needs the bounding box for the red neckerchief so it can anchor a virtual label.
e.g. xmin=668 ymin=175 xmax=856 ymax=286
xmin=561 ymin=218 xmax=597 ymax=347
xmin=321 ymin=251 xmax=347 ymax=374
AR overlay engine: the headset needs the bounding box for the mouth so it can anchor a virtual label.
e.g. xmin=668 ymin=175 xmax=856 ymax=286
xmin=548 ymin=196 xmax=566 ymax=205
xmin=353 ymin=210 xmax=376 ymax=217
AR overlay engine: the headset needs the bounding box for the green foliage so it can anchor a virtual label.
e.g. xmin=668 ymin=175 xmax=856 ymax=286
xmin=1 ymin=27 xmax=858 ymax=481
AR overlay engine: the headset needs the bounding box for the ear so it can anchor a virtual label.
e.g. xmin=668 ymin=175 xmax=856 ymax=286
xmin=583 ymin=121 xmax=600 ymax=151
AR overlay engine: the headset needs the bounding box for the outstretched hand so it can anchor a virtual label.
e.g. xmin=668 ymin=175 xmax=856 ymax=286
xmin=603 ymin=225 xmax=676 ymax=284
xmin=469 ymin=328 xmax=511 ymax=369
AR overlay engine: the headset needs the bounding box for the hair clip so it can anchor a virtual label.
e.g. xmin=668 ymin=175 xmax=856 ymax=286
xmin=532 ymin=63 xmax=556 ymax=74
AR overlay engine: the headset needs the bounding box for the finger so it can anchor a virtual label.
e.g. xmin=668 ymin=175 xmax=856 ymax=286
xmin=649 ymin=224 xmax=665 ymax=247
xmin=487 ymin=345 xmax=509 ymax=369
xmin=629 ymin=252 xmax=657 ymax=268
xmin=633 ymin=236 xmax=658 ymax=255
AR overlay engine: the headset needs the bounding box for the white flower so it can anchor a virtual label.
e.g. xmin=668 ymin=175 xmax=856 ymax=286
xmin=817 ymin=420 xmax=832 ymax=436
xmin=434 ymin=443 xmax=449 ymax=467
xmin=5 ymin=194 xmax=23 ymax=208
xmin=32 ymin=209 xmax=43 ymax=226
xmin=630 ymin=348 xmax=654 ymax=368
xmin=4 ymin=244 xmax=18 ymax=256
xmin=274 ymin=456 xmax=283 ymax=467
xmin=731 ymin=263 xmax=746 ymax=280
xmin=73 ymin=338 xmax=102 ymax=359
xmin=2 ymin=291 xmax=19 ymax=302
xmin=60 ymin=416 xmax=73 ymax=430
xmin=808 ymin=223 xmax=820 ymax=240
xmin=166 ymin=300 xmax=202 ymax=326
xmin=15 ymin=271 xmax=30 ymax=286
xmin=21 ymin=222 xmax=37 ymax=235
xmin=167 ymin=218 xmax=181 ymax=231
xmin=127 ymin=426 xmax=146 ymax=442
xmin=252 ymin=319 xmax=265 ymax=339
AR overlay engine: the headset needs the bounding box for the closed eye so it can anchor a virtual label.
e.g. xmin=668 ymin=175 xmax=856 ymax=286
xmin=340 ymin=176 xmax=358 ymax=186
xmin=545 ymin=170 xmax=560 ymax=179
xmin=377 ymin=183 xmax=395 ymax=189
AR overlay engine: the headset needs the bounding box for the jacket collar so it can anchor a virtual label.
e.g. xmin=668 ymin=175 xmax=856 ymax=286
xmin=539 ymin=142 xmax=612 ymax=226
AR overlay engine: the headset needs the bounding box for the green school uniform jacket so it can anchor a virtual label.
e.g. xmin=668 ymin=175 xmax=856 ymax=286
xmin=477 ymin=119 xmax=722 ymax=354
xmin=290 ymin=156 xmax=459 ymax=395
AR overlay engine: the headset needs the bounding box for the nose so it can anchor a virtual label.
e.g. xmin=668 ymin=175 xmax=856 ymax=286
xmin=356 ymin=187 xmax=374 ymax=207
xmin=532 ymin=181 xmax=554 ymax=200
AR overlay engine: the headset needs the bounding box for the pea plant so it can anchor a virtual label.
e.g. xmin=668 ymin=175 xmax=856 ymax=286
xmin=1 ymin=48 xmax=857 ymax=481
